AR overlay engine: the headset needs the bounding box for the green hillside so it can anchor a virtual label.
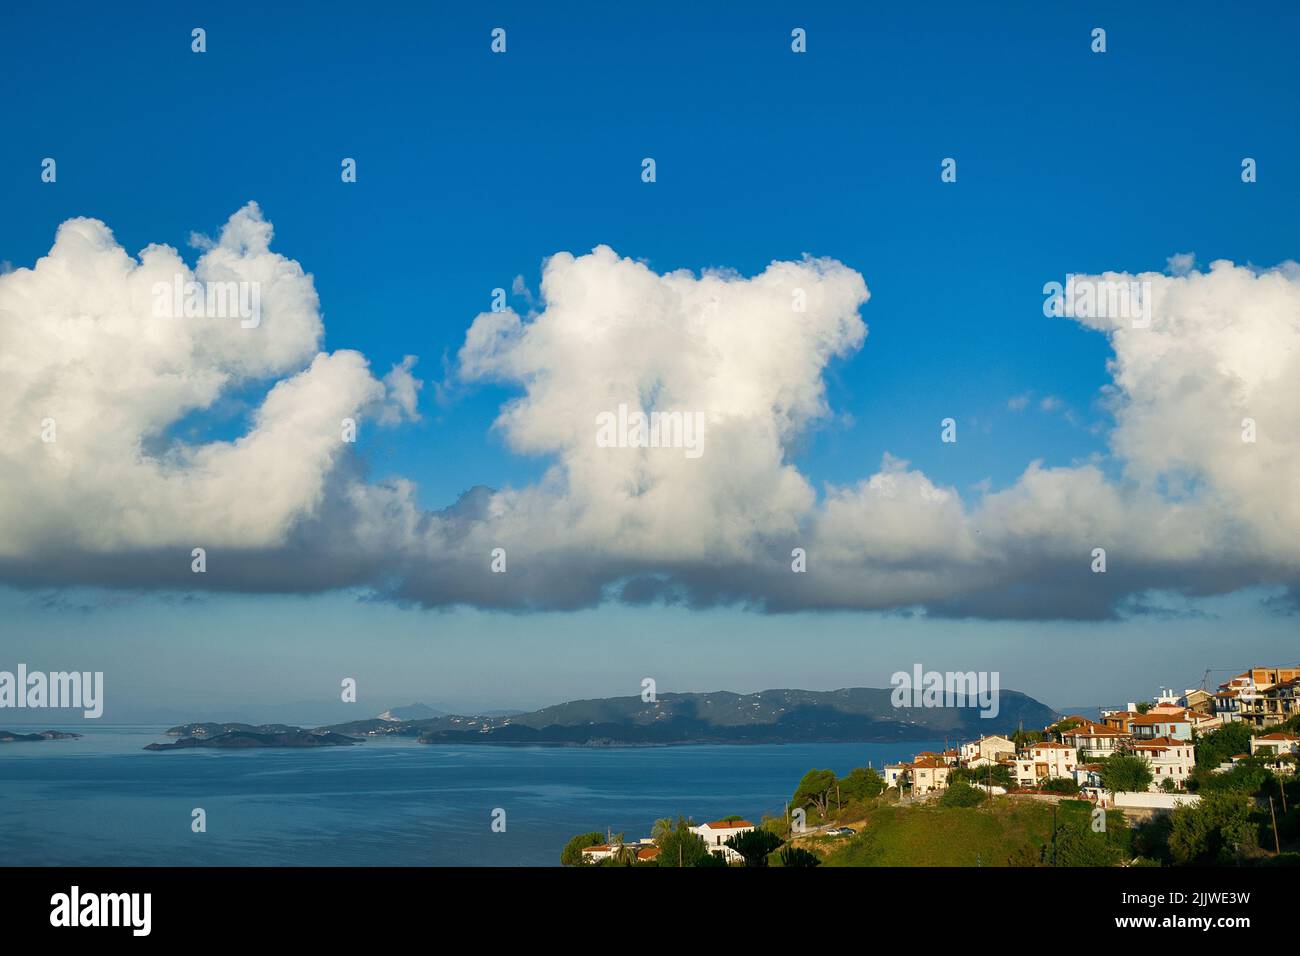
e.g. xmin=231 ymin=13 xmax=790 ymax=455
xmin=822 ymin=799 xmax=1125 ymax=867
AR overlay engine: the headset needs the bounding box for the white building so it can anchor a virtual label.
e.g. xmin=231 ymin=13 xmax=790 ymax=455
xmin=1132 ymin=736 xmax=1196 ymax=790
xmin=960 ymin=734 xmax=1016 ymax=767
xmin=883 ymin=762 xmax=909 ymax=789
xmin=1073 ymin=763 xmax=1105 ymax=791
xmin=1006 ymin=757 xmax=1037 ymax=789
xmin=1154 ymin=687 xmax=1182 ymax=708
xmin=690 ymin=819 xmax=754 ymax=863
xmin=1025 ymin=741 xmax=1078 ymax=781
xmin=883 ymin=757 xmax=952 ymax=794
xmin=1250 ymin=732 xmax=1299 ymax=773
xmin=908 ymin=757 xmax=952 ymax=794
xmin=1250 ymin=732 xmax=1300 ymax=758
xmin=580 ymin=843 xmax=621 ymax=863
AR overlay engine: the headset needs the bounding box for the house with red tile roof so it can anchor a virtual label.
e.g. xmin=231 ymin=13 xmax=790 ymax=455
xmin=1250 ymin=732 xmax=1299 ymax=758
xmin=690 ymin=819 xmax=754 ymax=863
xmin=1025 ymin=741 xmax=1078 ymax=781
xmin=1061 ymin=720 xmax=1130 ymax=758
xmin=1131 ymin=711 xmax=1194 ymax=742
xmin=1100 ymin=710 xmax=1142 ymax=734
xmin=959 ymin=734 xmax=1016 ymax=767
xmin=1132 ymin=736 xmax=1195 ymax=789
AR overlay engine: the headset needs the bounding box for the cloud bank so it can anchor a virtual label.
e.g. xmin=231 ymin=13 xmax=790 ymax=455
xmin=3 ymin=205 xmax=1299 ymax=618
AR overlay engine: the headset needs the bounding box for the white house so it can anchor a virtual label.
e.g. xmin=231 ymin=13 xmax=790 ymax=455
xmin=960 ymin=734 xmax=1016 ymax=766
xmin=1132 ymin=736 xmax=1196 ymax=789
xmin=1006 ymin=757 xmax=1037 ymax=789
xmin=883 ymin=756 xmax=952 ymax=794
xmin=690 ymin=819 xmax=754 ymax=863
xmin=908 ymin=757 xmax=953 ymax=794
xmin=1073 ymin=763 xmax=1105 ymax=791
xmin=1025 ymin=741 xmax=1078 ymax=781
xmin=883 ymin=762 xmax=910 ymax=789
xmin=580 ymin=843 xmax=621 ymax=863
xmin=1249 ymin=732 xmax=1299 ymax=774
xmin=1250 ymin=732 xmax=1300 ymax=757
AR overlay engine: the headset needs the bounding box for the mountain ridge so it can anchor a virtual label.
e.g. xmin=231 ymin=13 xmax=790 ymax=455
xmin=320 ymin=686 xmax=1060 ymax=746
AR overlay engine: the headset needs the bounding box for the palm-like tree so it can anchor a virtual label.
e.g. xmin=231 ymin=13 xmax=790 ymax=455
xmin=613 ymin=837 xmax=639 ymax=865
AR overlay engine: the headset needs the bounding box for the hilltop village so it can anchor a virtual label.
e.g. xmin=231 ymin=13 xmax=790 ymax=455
xmin=564 ymin=666 xmax=1300 ymax=867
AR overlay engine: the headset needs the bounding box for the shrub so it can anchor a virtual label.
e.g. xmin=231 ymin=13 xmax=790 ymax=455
xmin=777 ymin=846 xmax=821 ymax=867
xmin=560 ymin=832 xmax=606 ymax=866
xmin=939 ymin=781 xmax=986 ymax=808
xmin=1041 ymin=777 xmax=1079 ymax=795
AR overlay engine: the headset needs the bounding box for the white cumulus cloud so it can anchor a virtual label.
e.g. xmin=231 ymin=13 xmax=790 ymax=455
xmin=3 ymin=207 xmax=1300 ymax=619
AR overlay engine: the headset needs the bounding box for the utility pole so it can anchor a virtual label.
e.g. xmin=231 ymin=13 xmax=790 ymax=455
xmin=1269 ymin=796 xmax=1281 ymax=855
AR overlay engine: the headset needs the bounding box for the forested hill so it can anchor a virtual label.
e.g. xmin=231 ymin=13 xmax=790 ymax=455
xmin=319 ymin=687 xmax=1058 ymax=746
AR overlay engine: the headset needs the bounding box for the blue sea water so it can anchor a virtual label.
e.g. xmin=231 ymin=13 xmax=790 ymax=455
xmin=0 ymin=726 xmax=940 ymax=866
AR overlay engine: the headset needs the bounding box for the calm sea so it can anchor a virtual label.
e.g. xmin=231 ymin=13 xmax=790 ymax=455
xmin=0 ymin=726 xmax=940 ymax=866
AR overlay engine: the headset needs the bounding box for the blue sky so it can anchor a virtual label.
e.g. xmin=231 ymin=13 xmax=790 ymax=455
xmin=2 ymin=1 xmax=1299 ymax=717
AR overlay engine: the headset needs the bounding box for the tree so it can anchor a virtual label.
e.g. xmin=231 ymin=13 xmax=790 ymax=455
xmin=1098 ymin=753 xmax=1153 ymax=794
xmin=952 ymin=763 xmax=1013 ymax=789
xmin=1193 ymin=721 xmax=1251 ymax=772
xmin=1135 ymin=702 xmax=1152 ymax=714
xmin=1049 ymin=717 xmax=1082 ymax=738
xmin=1054 ymin=824 xmax=1123 ymax=867
xmin=725 ymin=828 xmax=784 ymax=867
xmin=1168 ymin=791 xmax=1257 ymax=864
xmin=1007 ymin=843 xmax=1046 ymax=866
xmin=1159 ymin=777 xmax=1177 ymax=793
xmin=778 ymin=846 xmax=821 ymax=867
xmin=656 ymin=817 xmax=714 ymax=867
xmin=608 ymin=833 xmax=635 ymax=865
xmin=560 ymin=831 xmax=606 ymax=866
xmin=1041 ymin=777 xmax=1080 ymax=795
xmin=651 ymin=818 xmax=675 ymax=842
xmin=939 ymin=781 xmax=986 ymax=808
xmin=838 ymin=767 xmax=885 ymax=803
xmin=1013 ymin=728 xmax=1045 ymax=749
xmin=1197 ymin=760 xmax=1270 ymax=795
xmin=792 ymin=768 xmax=838 ymax=818
xmin=1131 ymin=813 xmax=1173 ymax=864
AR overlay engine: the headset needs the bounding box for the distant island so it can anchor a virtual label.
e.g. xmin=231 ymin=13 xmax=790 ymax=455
xmin=406 ymin=689 xmax=1058 ymax=746
xmin=144 ymin=728 xmax=356 ymax=751
xmin=0 ymin=730 xmax=82 ymax=743
xmin=151 ymin=687 xmax=1057 ymax=750
xmin=168 ymin=687 xmax=1056 ymax=748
